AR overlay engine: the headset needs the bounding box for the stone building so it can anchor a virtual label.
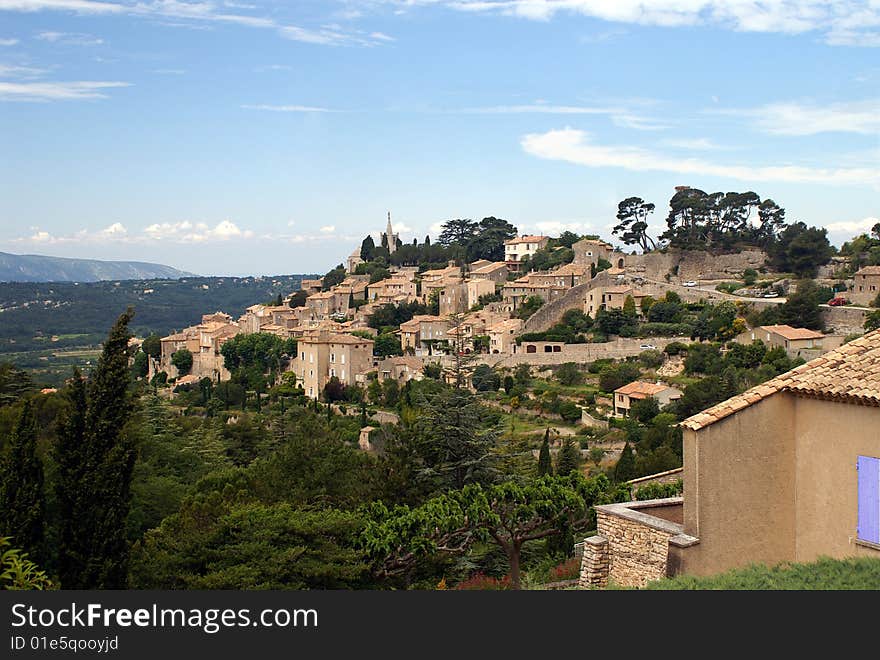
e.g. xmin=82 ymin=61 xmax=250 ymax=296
xmin=399 ymin=315 xmax=450 ymax=356
xmin=613 ymin=381 xmax=682 ymax=417
xmin=503 ymin=235 xmax=549 ymax=273
xmin=468 ymin=261 xmax=509 ymax=284
xmin=580 ymin=330 xmax=880 ymax=588
xmin=293 ymin=331 xmax=374 ymax=399
xmin=851 ymin=265 xmax=880 ymax=305
xmin=486 ymin=318 xmax=523 ymax=355
xmin=158 ymin=312 xmax=240 ymax=381
xmin=734 ymin=324 xmax=825 ymax=358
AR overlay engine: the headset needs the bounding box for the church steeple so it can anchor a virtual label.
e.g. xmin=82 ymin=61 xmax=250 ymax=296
xmin=385 ymin=211 xmax=397 ymax=254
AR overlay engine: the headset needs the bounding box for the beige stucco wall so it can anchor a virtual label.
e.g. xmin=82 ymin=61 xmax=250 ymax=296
xmin=680 ymin=393 xmax=797 ymax=576
xmin=792 ymin=397 xmax=880 ymax=561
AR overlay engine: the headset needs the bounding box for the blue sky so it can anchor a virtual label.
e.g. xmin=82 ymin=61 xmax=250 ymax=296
xmin=0 ymin=1 xmax=877 ymax=276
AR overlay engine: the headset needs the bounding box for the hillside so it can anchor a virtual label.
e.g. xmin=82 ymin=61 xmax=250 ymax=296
xmin=0 ymin=275 xmax=312 ymax=355
xmin=0 ymin=252 xmax=196 ymax=282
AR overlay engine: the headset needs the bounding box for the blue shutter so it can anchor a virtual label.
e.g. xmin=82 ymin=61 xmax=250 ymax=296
xmin=857 ymin=456 xmax=880 ymax=545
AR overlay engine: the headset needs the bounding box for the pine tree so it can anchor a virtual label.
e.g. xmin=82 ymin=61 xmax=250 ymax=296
xmin=614 ymin=442 xmax=637 ymax=483
xmin=55 ymin=309 xmax=137 ymax=588
xmin=555 ymin=437 xmax=580 ymax=476
xmin=537 ymin=429 xmax=552 ymax=476
xmin=0 ymin=400 xmax=45 ymax=561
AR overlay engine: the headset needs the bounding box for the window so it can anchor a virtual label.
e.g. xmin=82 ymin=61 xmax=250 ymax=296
xmin=341 ymin=354 xmax=346 ymax=364
xmin=330 ymin=353 xmax=335 ymax=363
xmin=858 ymin=456 xmax=879 ymax=546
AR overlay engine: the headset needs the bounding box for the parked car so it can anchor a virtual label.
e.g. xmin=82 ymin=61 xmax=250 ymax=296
xmin=682 ymin=281 xmax=698 ymax=287
xmin=762 ymin=291 xmax=780 ymax=298
xmin=828 ymin=297 xmax=849 ymax=306
xmin=639 ymin=344 xmax=657 ymax=350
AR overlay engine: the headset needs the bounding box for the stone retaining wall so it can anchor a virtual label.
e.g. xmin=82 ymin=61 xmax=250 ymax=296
xmin=578 ymin=498 xmax=694 ymax=589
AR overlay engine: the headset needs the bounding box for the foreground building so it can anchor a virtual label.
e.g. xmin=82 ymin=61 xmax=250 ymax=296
xmin=580 ymin=330 xmax=880 ymax=588
xmin=613 ymin=381 xmax=682 ymax=417
xmin=294 ymin=331 xmax=374 ymax=399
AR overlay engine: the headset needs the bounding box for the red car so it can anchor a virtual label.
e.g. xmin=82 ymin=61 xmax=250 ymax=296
xmin=828 ymin=297 xmax=848 ymax=306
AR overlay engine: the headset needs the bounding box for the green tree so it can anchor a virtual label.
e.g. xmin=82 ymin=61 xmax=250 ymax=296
xmin=555 ymin=438 xmax=581 ymax=476
xmin=171 ymin=348 xmax=193 ymax=376
xmin=0 ymin=401 xmax=45 ymax=561
xmin=363 ymin=474 xmax=612 ymax=589
xmin=131 ymin=350 xmax=149 ymax=379
xmin=373 ymin=333 xmax=403 ymax=358
xmin=322 ymin=264 xmax=347 ymax=290
xmin=768 ymin=222 xmax=833 ymax=277
xmin=614 ymin=443 xmax=637 ymax=482
xmin=411 ymin=387 xmax=498 ymax=490
xmin=613 ymin=197 xmax=656 ymax=251
xmin=141 ymin=334 xmax=161 ymax=359
xmin=865 ymin=310 xmax=880 ymax=332
xmin=515 ymin=295 xmax=544 ymax=320
xmin=55 ymin=309 xmax=137 ymax=589
xmin=537 ymin=430 xmax=552 ymax=476
xmin=555 ymin=362 xmax=583 ymax=386
xmin=471 ymin=364 xmax=500 ymax=392
xmin=629 ymin=396 xmax=660 ymax=424
xmin=777 ymin=280 xmax=825 ymax=330
xmin=0 ymin=537 xmax=54 ymax=590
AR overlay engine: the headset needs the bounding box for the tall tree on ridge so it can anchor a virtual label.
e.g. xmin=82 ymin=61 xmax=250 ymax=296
xmin=55 ymin=308 xmax=137 ymax=589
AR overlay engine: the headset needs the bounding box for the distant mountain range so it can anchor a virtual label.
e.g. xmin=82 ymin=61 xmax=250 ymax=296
xmin=0 ymin=252 xmax=196 ymax=283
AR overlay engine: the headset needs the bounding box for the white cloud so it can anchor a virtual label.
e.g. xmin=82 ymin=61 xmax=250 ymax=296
xmin=0 ymin=80 xmax=130 ymax=101
xmin=0 ymin=37 xmax=18 ymax=46
xmin=0 ymin=0 xmax=395 ymax=46
xmin=436 ymin=1 xmax=880 ymax=46
xmin=531 ymin=220 xmax=599 ymax=235
xmin=152 ymin=68 xmax=185 ymax=74
xmin=241 ymin=104 xmax=335 ymax=112
xmin=36 ymin=30 xmax=103 ymax=45
xmin=824 ymin=217 xmax=880 ymax=234
xmin=0 ymin=63 xmax=49 ymax=78
xmin=520 ymin=127 xmax=879 ymax=187
xmin=99 ymin=222 xmax=127 ymax=237
xmin=721 ymin=99 xmax=880 ymax=136
xmin=659 ymin=137 xmax=734 ymax=151
xmin=16 ymin=220 xmax=259 ymax=245
xmin=460 ymin=102 xmax=667 ymax=130
xmin=319 ymin=225 xmax=336 ymax=233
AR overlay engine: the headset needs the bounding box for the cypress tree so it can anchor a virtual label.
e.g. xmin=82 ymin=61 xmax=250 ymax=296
xmin=0 ymin=400 xmax=45 ymax=561
xmin=614 ymin=442 xmax=637 ymax=483
xmin=55 ymin=309 xmax=137 ymax=588
xmin=537 ymin=429 xmax=552 ymax=476
xmin=555 ymin=437 xmax=580 ymax=476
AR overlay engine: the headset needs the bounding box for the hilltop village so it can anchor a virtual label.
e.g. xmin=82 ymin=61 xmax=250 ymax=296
xmin=5 ymin=187 xmax=880 ymax=592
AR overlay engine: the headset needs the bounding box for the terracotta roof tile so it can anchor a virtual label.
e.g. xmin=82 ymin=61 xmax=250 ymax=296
xmin=682 ymin=329 xmax=880 ymax=431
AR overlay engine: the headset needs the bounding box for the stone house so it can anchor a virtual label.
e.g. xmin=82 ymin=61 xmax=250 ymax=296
xmin=502 ymin=278 xmax=566 ymax=312
xmin=437 ymin=278 xmax=469 ymax=315
xmin=504 ymin=235 xmax=549 ymax=273
xmin=367 ymin=276 xmax=418 ymax=305
xmin=734 ymin=325 xmax=825 ymax=358
xmin=580 ymin=330 xmax=880 ymax=588
xmin=851 ymin=265 xmax=880 ymax=305
xmin=466 ymin=277 xmax=496 ymax=309
xmin=468 ymin=261 xmax=509 ymax=284
xmin=293 ymin=331 xmax=374 ymax=399
xmin=487 ymin=318 xmax=523 ymax=355
xmin=526 ymin=263 xmax=591 ymax=289
xmin=584 ymin=285 xmax=648 ymax=316
xmin=374 ymin=355 xmax=425 ymax=383
xmin=571 ymin=238 xmax=614 ymax=266
xmin=300 ymin=278 xmax=324 ymax=295
xmin=158 ymin=312 xmax=240 ymax=381
xmin=613 ymin=381 xmax=682 ymax=417
xmin=399 ymin=315 xmax=451 ymax=356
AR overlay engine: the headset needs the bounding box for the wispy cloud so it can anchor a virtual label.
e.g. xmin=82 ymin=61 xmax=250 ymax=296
xmin=0 ymin=63 xmax=50 ymax=78
xmin=521 ymin=127 xmax=879 ymax=186
xmin=0 ymin=37 xmax=19 ymax=46
xmin=659 ymin=137 xmax=735 ymax=151
xmin=824 ymin=217 xmax=880 ymax=234
xmin=0 ymin=79 xmax=129 ymax=100
xmin=151 ymin=68 xmax=186 ymax=74
xmin=718 ymin=99 xmax=880 ymax=136
xmin=36 ymin=30 xmax=103 ymax=45
xmin=432 ymin=0 xmax=880 ymax=47
xmin=459 ymin=101 xmax=667 ymax=130
xmin=241 ymin=104 xmax=336 ymax=112
xmin=0 ymin=0 xmax=395 ymax=46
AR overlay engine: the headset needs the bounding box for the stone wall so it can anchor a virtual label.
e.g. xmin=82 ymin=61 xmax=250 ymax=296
xmin=521 ymin=270 xmax=616 ymax=334
xmin=625 ymin=249 xmax=768 ymax=281
xmin=626 ymin=467 xmax=684 ymax=488
xmin=578 ymin=498 xmax=690 ymax=589
xmin=465 ymin=336 xmax=682 ymax=369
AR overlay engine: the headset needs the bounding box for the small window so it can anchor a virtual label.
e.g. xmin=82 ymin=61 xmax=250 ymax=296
xmin=858 ymin=456 xmax=879 ymax=545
